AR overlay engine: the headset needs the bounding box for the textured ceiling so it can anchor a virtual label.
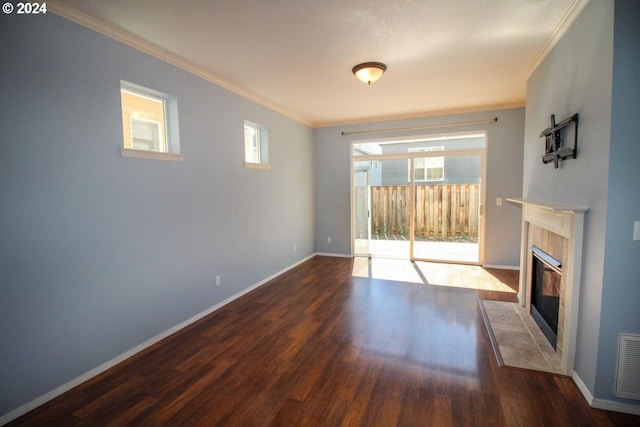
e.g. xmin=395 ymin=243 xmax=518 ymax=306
xmin=51 ymin=0 xmax=586 ymax=126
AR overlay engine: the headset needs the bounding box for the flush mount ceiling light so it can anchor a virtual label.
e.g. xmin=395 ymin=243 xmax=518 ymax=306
xmin=352 ymin=62 xmax=387 ymax=85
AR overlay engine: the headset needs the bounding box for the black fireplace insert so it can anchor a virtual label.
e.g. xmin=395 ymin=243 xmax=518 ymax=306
xmin=531 ymin=246 xmax=562 ymax=349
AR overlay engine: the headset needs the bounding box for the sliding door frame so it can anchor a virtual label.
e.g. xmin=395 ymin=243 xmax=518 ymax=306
xmin=350 ymin=133 xmax=487 ymax=265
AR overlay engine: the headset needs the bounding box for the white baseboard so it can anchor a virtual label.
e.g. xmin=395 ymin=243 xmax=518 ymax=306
xmin=571 ymin=370 xmax=595 ymax=405
xmin=11 ymin=253 xmax=635 ymax=424
xmin=0 ymin=254 xmax=316 ymax=426
xmin=571 ymin=370 xmax=640 ymax=416
xmin=482 ymin=264 xmax=520 ymax=270
xmin=315 ymin=252 xmax=352 ymax=258
xmin=592 ymin=398 xmax=640 ymax=415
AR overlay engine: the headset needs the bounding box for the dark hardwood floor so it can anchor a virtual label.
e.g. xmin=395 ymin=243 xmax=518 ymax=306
xmin=8 ymin=256 xmax=639 ymax=426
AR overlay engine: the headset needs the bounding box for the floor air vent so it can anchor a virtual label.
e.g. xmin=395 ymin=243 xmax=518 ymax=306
xmin=615 ymin=333 xmax=640 ymax=400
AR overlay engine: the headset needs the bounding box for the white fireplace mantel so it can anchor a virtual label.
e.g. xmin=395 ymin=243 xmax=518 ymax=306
xmin=507 ymin=197 xmax=588 ymax=214
xmin=507 ymin=197 xmax=589 ymax=375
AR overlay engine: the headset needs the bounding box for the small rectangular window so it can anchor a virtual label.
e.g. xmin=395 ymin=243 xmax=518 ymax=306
xmin=120 ymin=81 xmax=182 ymax=161
xmin=244 ymin=121 xmax=270 ymax=169
xmin=409 ymin=146 xmax=444 ymax=182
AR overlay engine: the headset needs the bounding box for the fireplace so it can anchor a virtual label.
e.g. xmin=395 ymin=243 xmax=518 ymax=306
xmin=530 ymin=246 xmax=561 ymax=349
xmin=508 ymin=198 xmax=588 ymax=375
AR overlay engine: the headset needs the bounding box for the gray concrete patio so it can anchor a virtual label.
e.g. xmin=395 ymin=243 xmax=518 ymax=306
xmin=355 ymin=237 xmax=479 ymax=263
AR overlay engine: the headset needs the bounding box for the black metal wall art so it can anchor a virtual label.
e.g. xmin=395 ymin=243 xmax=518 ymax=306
xmin=540 ymin=113 xmax=578 ymax=168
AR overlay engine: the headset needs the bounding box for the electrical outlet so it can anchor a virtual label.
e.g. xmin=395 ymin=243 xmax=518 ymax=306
xmin=215 ymin=275 xmax=221 ymax=287
xmin=293 ymin=244 xmax=297 ymax=252
xmin=327 ymin=236 xmax=332 ymax=244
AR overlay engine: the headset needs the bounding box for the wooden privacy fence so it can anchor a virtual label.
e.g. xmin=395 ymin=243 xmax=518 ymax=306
xmin=370 ymin=184 xmax=479 ymax=240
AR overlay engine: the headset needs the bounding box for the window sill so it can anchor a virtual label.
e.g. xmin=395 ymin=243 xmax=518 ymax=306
xmin=121 ymin=148 xmax=184 ymax=162
xmin=244 ymin=162 xmax=271 ymax=170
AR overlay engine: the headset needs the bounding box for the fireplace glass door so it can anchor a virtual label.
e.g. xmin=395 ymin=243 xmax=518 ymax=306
xmin=531 ymin=246 xmax=561 ymax=349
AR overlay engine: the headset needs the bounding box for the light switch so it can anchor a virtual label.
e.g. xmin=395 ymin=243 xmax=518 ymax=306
xmin=496 ymin=197 xmax=503 ymax=206
xmin=634 ymin=221 xmax=640 ymax=241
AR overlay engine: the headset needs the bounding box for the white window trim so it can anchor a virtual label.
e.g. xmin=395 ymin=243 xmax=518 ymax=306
xmin=120 ymin=80 xmax=181 ymax=160
xmin=244 ymin=162 xmax=272 ymax=170
xmin=121 ymin=148 xmax=184 ymax=161
xmin=244 ymin=120 xmax=270 ymax=168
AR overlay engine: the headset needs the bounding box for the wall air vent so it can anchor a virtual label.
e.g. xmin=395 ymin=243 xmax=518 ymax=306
xmin=615 ymin=333 xmax=640 ymax=400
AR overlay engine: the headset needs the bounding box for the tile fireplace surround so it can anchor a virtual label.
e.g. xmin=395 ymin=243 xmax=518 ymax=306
xmin=508 ymin=198 xmax=588 ymax=376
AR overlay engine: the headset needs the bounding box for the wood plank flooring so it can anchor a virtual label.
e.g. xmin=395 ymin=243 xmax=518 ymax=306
xmin=7 ymin=256 xmax=639 ymax=426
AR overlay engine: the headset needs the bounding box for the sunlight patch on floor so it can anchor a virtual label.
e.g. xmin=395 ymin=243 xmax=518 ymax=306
xmin=415 ymin=261 xmax=517 ymax=293
xmin=352 ymin=257 xmax=517 ymax=293
xmin=352 ymin=257 xmax=423 ymax=284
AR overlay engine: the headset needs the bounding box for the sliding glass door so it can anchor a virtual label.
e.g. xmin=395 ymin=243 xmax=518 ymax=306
xmin=353 ymin=165 xmax=371 ymax=256
xmin=352 ymin=133 xmax=485 ymax=264
xmin=411 ymin=153 xmax=482 ymax=263
xmin=354 ymin=158 xmax=411 ymax=258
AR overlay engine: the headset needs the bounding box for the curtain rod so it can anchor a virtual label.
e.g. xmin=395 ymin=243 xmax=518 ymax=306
xmin=340 ymin=117 xmax=498 ymax=136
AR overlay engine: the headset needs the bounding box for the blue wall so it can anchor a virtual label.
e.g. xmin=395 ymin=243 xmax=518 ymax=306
xmin=0 ymin=13 xmax=314 ymax=415
xmin=598 ymin=0 xmax=640 ymax=406
xmin=524 ymin=0 xmax=640 ymax=410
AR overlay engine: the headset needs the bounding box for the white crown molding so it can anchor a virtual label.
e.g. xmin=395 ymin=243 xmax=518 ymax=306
xmin=316 ymin=101 xmax=526 ymax=129
xmin=46 ymin=0 xmax=582 ymax=129
xmin=46 ymin=1 xmax=313 ymax=127
xmin=524 ymin=0 xmax=590 ymax=80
